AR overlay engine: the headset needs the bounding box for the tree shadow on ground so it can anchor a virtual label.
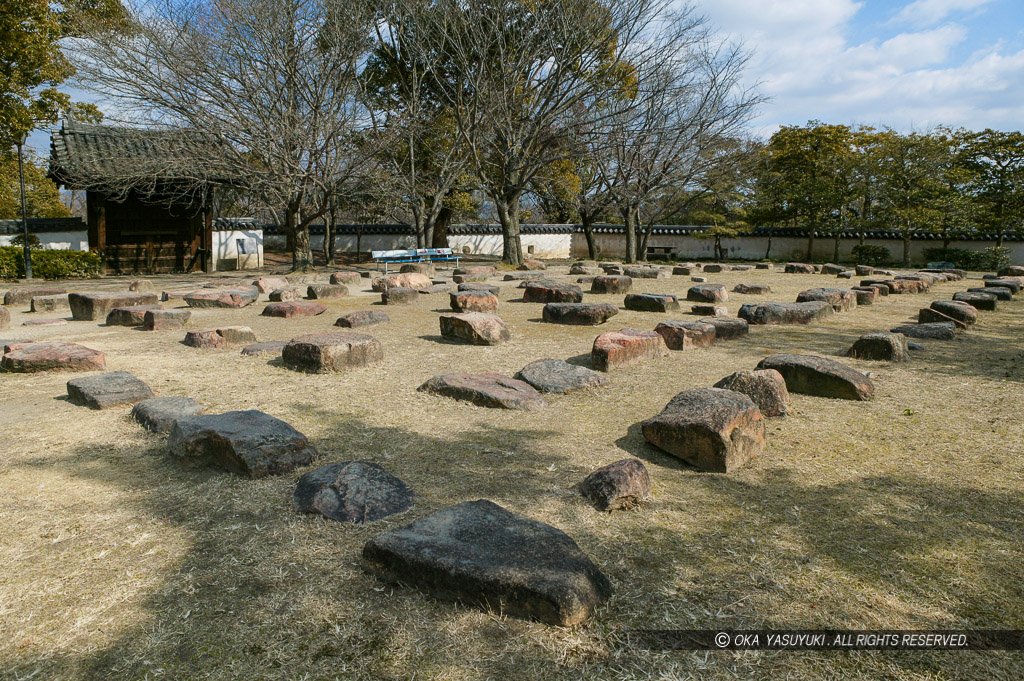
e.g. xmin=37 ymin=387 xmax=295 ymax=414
xmin=6 ymin=411 xmax=1024 ymax=680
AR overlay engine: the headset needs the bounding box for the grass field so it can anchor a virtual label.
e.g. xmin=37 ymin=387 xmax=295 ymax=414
xmin=1 ymin=263 xmax=1022 ymax=680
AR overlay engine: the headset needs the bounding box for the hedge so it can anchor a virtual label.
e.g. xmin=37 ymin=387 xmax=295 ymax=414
xmin=0 ymin=246 xmax=103 ymax=280
xmin=922 ymin=247 xmax=1011 ymax=272
xmin=850 ymin=244 xmax=891 ymax=266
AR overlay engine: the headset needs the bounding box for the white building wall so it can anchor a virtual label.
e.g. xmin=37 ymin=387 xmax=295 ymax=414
xmin=0 ymin=230 xmax=89 ymax=251
xmin=212 ymin=229 xmax=264 ymax=271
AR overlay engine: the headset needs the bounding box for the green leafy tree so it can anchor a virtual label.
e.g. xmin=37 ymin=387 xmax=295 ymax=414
xmin=0 ymin=150 xmax=71 ymax=218
xmin=0 ymin=0 xmax=120 ymax=145
xmin=872 ymin=129 xmax=947 ymax=266
xmin=962 ymin=129 xmax=1024 ymax=247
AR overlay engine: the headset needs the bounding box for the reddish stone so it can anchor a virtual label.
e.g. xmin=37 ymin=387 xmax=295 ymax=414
xmin=144 ymin=309 xmax=190 ymax=330
xmin=439 ymin=313 xmax=510 ymax=345
xmin=330 ymin=272 xmax=362 ymax=285
xmin=417 ymin=373 xmax=545 ymax=410
xmin=578 ymin=459 xmax=651 ymax=511
xmin=654 ymin=321 xmax=716 ymax=350
xmin=918 ymin=307 xmax=967 ymax=329
xmin=105 ymin=304 xmax=163 ymax=327
xmin=450 ymin=291 xmax=499 ymax=313
xmin=371 ymin=272 xmax=432 ymax=292
xmin=518 ymin=259 xmax=547 ymax=271
xmin=381 ymin=286 xmax=418 ymax=304
xmin=686 ymin=284 xmax=728 ymax=303
xmin=262 ymin=301 xmax=327 ymax=318
xmin=4 ymin=287 xmax=66 ymax=307
xmin=69 ymin=292 xmax=160 ymax=320
xmin=1 ymin=342 xmax=105 ymax=373
xmin=590 ymin=275 xmax=632 ymax=294
xmin=253 ymin=276 xmax=291 ymax=293
xmin=269 ymin=288 xmax=303 ymax=302
xmin=282 ymin=332 xmax=384 ymax=372
xmin=591 ymin=328 xmax=669 ymax=371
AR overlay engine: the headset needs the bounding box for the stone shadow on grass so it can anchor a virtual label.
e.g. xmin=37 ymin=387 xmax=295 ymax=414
xmin=7 ymin=416 xmax=1024 ymax=681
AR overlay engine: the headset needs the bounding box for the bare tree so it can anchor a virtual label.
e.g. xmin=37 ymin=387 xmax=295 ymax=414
xmin=363 ymin=0 xmax=473 ymax=249
xmin=403 ymin=0 xmax=670 ymax=265
xmin=593 ymin=12 xmax=761 ymax=262
xmin=68 ymin=0 xmax=380 ymax=270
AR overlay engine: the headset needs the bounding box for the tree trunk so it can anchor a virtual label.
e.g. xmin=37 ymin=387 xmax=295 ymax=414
xmin=580 ymin=211 xmax=597 ymax=260
xmin=833 ymin=232 xmax=841 ymax=264
xmin=764 ymin=229 xmax=773 ymax=260
xmin=432 ymin=207 xmax=452 ymax=249
xmin=805 ymin=229 xmax=815 ymax=263
xmin=412 ymin=204 xmax=426 ymax=249
xmin=997 ymin=231 xmax=1005 ymax=248
xmin=902 ymin=234 xmax=911 ymax=268
xmin=495 ymin=196 xmax=524 ymax=266
xmin=637 ymin=210 xmax=652 ymax=262
xmin=622 ymin=206 xmax=637 ymax=263
xmin=287 ymin=204 xmax=314 ymax=271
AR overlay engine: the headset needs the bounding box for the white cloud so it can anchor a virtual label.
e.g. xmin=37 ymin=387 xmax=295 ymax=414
xmin=891 ymin=0 xmax=995 ymax=28
xmin=698 ymin=0 xmax=1024 ymax=134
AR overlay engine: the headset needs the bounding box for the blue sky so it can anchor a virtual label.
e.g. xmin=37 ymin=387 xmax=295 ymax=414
xmin=24 ymin=0 xmax=1024 ymax=156
xmin=701 ymin=0 xmax=1024 ymax=134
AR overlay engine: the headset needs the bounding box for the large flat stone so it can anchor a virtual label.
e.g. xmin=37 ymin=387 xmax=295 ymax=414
xmin=131 ymin=396 xmax=204 ymax=433
xmin=372 ymin=272 xmax=432 ymax=292
xmin=686 ymin=284 xmax=728 ymax=303
xmin=642 ymin=387 xmax=765 ymax=472
xmin=105 ymin=304 xmax=163 ymax=327
xmin=261 ymin=301 xmax=327 ymax=318
xmin=30 ymin=293 xmax=70 ymax=313
xmin=713 ymin=369 xmax=789 ymax=417
xmin=516 ymin=358 xmax=610 ymax=393
xmin=589 ymin=275 xmax=632 ymax=294
xmin=418 ymin=373 xmax=545 ymax=410
xmin=335 ymin=310 xmax=390 ymax=328
xmin=66 ymin=371 xmax=155 ymax=409
xmin=522 ymin=281 xmax=583 ymax=304
xmin=143 ymin=309 xmax=190 ymax=330
xmin=541 ymin=303 xmax=619 ymax=326
xmin=623 ymin=266 xmax=669 ymax=279
xmin=294 ymin=461 xmax=413 ymax=524
xmin=929 ymin=300 xmax=977 ymax=326
xmin=591 ymin=328 xmax=669 ymax=371
xmin=361 ymin=499 xmax=611 ymax=625
xmin=653 ymin=321 xmax=716 ymax=350
xmin=847 ymin=332 xmax=908 ymax=362
xmin=283 ymin=332 xmax=383 ymax=372
xmin=1 ymin=342 xmax=105 ymax=373
xmin=167 ymin=410 xmax=316 ymax=478
xmin=738 ymin=301 xmax=834 ymax=325
xmin=240 ymin=341 xmax=288 ymax=357
xmin=623 ymin=293 xmax=680 ymax=312
xmin=952 ymin=291 xmax=997 ymax=311
xmin=698 ymin=317 xmax=748 ymax=340
xmin=5 ymin=287 xmax=66 ymax=307
xmin=439 ymin=313 xmax=510 ymax=345
xmin=756 ymin=354 xmax=874 ymax=401
xmin=253 ymin=276 xmax=291 ymax=293
xmin=890 ymin=322 xmax=957 ymax=340
xmin=450 ymin=291 xmax=498 ymax=313
xmin=69 ymin=292 xmax=160 ymax=320
xmin=796 ymin=288 xmax=857 ymax=312
xmin=918 ymin=307 xmax=968 ymax=328
xmin=307 ymin=284 xmax=349 ymax=300
xmin=183 ymin=288 xmax=258 ymax=309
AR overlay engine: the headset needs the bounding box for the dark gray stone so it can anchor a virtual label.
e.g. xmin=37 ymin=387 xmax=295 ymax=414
xmin=335 ymin=310 xmax=390 ymax=328
xmin=541 ymin=302 xmax=619 ymax=326
xmin=294 ymin=461 xmax=413 ymax=523
xmin=929 ymin=300 xmax=978 ymax=325
xmin=713 ymin=369 xmax=790 ymax=417
xmin=241 ymin=341 xmax=288 ymax=356
xmin=418 ymin=373 xmax=544 ymax=409
xmin=686 ymin=284 xmax=728 ymax=303
xmin=167 ymin=410 xmax=316 ymax=478
xmin=623 ymin=293 xmax=680 ymax=312
xmin=738 ymin=301 xmax=834 ymax=325
xmin=69 ymin=292 xmax=160 ymax=320
xmin=642 ymin=387 xmax=765 ymax=472
xmin=847 ymin=332 xmax=908 ymax=362
xmin=131 ymin=396 xmax=204 ymax=433
xmin=516 ymin=358 xmax=610 ymax=393
xmin=890 ymin=323 xmax=957 ymax=340
xmin=952 ymin=291 xmax=997 ymax=311
xmin=283 ymin=332 xmax=384 ymax=372
xmin=66 ymin=371 xmax=155 ymax=409
xmin=756 ymin=354 xmax=874 ymax=401
xmin=968 ymin=286 xmax=1012 ymax=300
xmin=578 ymin=459 xmax=651 ymax=511
xmin=522 ymin=281 xmax=583 ymax=303
xmin=361 ymin=499 xmax=612 ymax=625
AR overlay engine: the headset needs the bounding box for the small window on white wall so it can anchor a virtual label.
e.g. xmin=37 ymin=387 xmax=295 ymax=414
xmin=527 ymin=244 xmax=535 ymax=254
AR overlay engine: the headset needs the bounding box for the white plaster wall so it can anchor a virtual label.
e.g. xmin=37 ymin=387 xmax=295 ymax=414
xmin=213 ymin=229 xmax=264 ymax=271
xmin=447 ymin=233 xmax=570 ymax=259
xmin=571 ymin=233 xmax=1024 ymax=265
xmin=0 ymin=230 xmax=88 ymax=251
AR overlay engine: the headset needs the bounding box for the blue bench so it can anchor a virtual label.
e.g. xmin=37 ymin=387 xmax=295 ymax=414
xmin=372 ymin=248 xmax=461 ymax=274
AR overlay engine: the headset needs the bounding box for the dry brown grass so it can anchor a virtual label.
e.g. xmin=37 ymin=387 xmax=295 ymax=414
xmin=1 ymin=263 xmax=1022 ymax=680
